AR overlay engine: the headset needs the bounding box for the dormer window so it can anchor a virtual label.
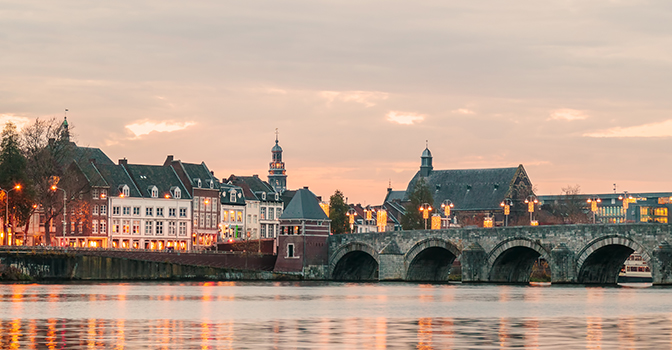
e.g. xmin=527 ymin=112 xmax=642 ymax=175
xmin=151 ymin=186 xmax=159 ymax=198
xmin=196 ymin=179 xmax=202 ymax=188
xmin=262 ymin=192 xmax=266 ymax=201
xmin=174 ymin=188 xmax=181 ymax=199
xmin=230 ymin=189 xmax=236 ymax=203
xmin=275 ymin=193 xmax=279 ymax=201
xmin=207 ymin=179 xmax=214 ymax=189
xmin=119 ymin=185 xmax=130 ymax=198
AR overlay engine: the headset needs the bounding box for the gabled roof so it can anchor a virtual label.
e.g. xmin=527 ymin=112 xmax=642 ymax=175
xmin=227 ymin=175 xmax=279 ymax=202
xmin=384 ymin=189 xmax=405 ymax=203
xmin=73 ymin=160 xmax=108 ymax=188
xmin=94 ymin=163 xmax=142 ymax=197
xmin=220 ymin=183 xmax=246 ymax=205
xmin=180 ymin=162 xmax=220 ymax=190
xmin=123 ymin=164 xmax=191 ymax=199
xmin=280 ymin=188 xmax=329 ymax=221
xmin=406 ymin=165 xmax=529 ymax=211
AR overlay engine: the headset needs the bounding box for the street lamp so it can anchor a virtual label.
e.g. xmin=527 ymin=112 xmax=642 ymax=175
xmin=500 ymin=198 xmax=513 ymax=227
xmin=363 ymin=206 xmax=375 ymax=232
xmin=441 ymin=199 xmax=454 ymax=228
xmin=376 ymin=208 xmax=387 ymax=232
xmin=587 ymin=197 xmax=602 ymax=224
xmin=51 ymin=185 xmax=67 ymax=246
xmin=346 ymin=208 xmax=357 ymax=233
xmin=419 ymin=202 xmax=432 ymax=230
xmin=1 ymin=184 xmax=22 ymax=246
xmin=524 ymin=195 xmax=538 ymax=226
xmin=618 ymin=192 xmax=633 ymax=223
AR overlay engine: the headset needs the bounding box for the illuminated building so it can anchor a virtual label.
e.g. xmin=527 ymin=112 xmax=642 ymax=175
xmin=268 ymin=130 xmax=287 ymax=193
xmin=225 ymin=174 xmax=282 ymax=240
xmin=219 ymin=183 xmax=246 ymax=241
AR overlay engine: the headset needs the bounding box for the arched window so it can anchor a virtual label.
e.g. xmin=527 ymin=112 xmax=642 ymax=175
xmin=122 ymin=185 xmax=130 ymax=198
xmin=174 ymin=188 xmax=181 ymax=199
xmin=230 ymin=190 xmax=236 ymax=203
xmin=151 ymin=186 xmax=158 ymax=198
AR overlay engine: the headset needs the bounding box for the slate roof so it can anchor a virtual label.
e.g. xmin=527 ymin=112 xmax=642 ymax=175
xmin=94 ymin=163 xmax=142 ymax=197
xmin=123 ymin=164 xmax=191 ymax=199
xmin=384 ymin=190 xmax=405 ymax=203
xmin=226 ymin=175 xmax=279 ymax=202
xmin=220 ymin=183 xmax=246 ymax=206
xmin=280 ymin=188 xmax=329 ymax=221
xmin=180 ymin=162 xmax=220 ymax=190
xmin=73 ymin=160 xmax=108 ymax=188
xmin=406 ymin=165 xmax=527 ymax=211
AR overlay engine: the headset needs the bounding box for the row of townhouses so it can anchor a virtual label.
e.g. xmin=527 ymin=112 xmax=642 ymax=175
xmin=42 ymin=119 xmax=289 ymax=250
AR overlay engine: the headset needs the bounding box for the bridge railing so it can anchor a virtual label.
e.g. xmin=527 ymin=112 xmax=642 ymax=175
xmin=0 ymin=245 xmax=272 ymax=256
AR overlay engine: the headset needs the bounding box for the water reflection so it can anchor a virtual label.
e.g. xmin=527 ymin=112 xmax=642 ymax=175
xmin=1 ymin=283 xmax=672 ymax=348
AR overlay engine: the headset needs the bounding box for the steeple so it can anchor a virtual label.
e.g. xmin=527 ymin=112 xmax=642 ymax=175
xmin=268 ymin=129 xmax=287 ymax=193
xmin=420 ymin=140 xmax=433 ymax=177
xmin=61 ymin=110 xmax=70 ymax=143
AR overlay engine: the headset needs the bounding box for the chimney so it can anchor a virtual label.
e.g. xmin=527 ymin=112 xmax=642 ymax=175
xmin=253 ymin=174 xmax=259 ymax=178
xmin=119 ymin=158 xmax=128 ymax=166
xmin=163 ymin=155 xmax=174 ymax=166
xmin=210 ymin=171 xmax=214 ymax=175
xmin=303 ymin=186 xmax=309 ymax=190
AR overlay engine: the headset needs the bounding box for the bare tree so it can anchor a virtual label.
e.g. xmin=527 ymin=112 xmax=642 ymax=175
xmin=543 ymin=185 xmax=590 ymax=224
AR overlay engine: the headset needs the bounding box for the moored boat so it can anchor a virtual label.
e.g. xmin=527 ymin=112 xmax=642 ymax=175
xmin=618 ymin=253 xmax=653 ymax=284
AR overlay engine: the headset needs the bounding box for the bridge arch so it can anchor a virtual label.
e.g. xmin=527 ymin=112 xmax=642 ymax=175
xmin=330 ymin=242 xmax=379 ymax=281
xmin=404 ymin=238 xmax=461 ymax=282
xmin=576 ymin=235 xmax=650 ymax=284
xmin=487 ymin=238 xmax=551 ymax=283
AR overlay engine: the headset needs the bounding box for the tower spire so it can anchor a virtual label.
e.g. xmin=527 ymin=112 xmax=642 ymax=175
xmin=269 ymin=129 xmax=287 ymax=193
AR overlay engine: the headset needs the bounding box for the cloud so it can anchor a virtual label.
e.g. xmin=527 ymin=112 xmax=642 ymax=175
xmin=548 ymin=109 xmax=588 ymax=121
xmin=386 ymin=111 xmax=425 ymax=125
xmin=0 ymin=114 xmax=31 ymax=130
xmin=126 ymin=121 xmax=196 ymax=138
xmin=585 ymin=119 xmax=672 ymax=138
xmin=452 ymin=108 xmax=475 ymax=115
xmin=320 ymin=91 xmax=389 ymax=107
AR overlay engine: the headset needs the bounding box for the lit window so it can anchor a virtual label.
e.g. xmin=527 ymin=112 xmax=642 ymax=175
xmin=100 ymin=220 xmax=107 ymax=234
xmin=92 ymin=220 xmax=98 ymax=234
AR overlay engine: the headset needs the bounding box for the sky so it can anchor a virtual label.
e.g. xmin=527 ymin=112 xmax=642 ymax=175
xmin=3 ymin=0 xmax=672 ymax=204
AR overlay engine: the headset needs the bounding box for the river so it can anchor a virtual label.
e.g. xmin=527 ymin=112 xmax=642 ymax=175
xmin=0 ymin=282 xmax=670 ymax=349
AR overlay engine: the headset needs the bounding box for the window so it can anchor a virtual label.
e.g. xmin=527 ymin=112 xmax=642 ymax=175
xmin=146 ymin=207 xmax=153 ymax=216
xmin=287 ymin=243 xmax=295 ymax=258
xmin=261 ymin=224 xmax=266 ymax=238
xmin=236 ymin=211 xmax=243 ymax=222
xmin=122 ymin=220 xmax=130 ymax=234
xmin=222 ymin=211 xmax=228 ymax=222
xmin=230 ymin=191 xmax=236 ymax=203
xmin=276 ymin=208 xmax=282 ymax=218
xmin=101 ymin=189 xmax=107 ymax=199
xmin=133 ymin=207 xmax=140 ymax=216
xmin=145 ymin=221 xmax=153 ymax=235
xmin=261 ymin=207 xmax=266 ymax=220
xmin=156 ymin=221 xmax=164 ymax=235
xmin=174 ymin=188 xmax=181 ymax=199
xmin=269 ymin=225 xmax=275 ymax=237
xmin=169 ymin=208 xmax=176 ymax=217
xmin=122 ymin=185 xmax=130 ymax=198
xmin=262 ymin=192 xmax=266 ymax=201
xmin=200 ymin=198 xmax=205 ymax=211
xmin=247 ymin=215 xmax=251 ymax=224
xmin=92 ymin=189 xmax=99 ymax=199
xmin=113 ymin=206 xmax=120 ymax=215
xmin=92 ymin=220 xmax=98 ymax=234
xmin=179 ymin=207 xmax=187 ymax=218
xmin=169 ymin=221 xmax=176 ymax=235
xmin=112 ymin=219 xmax=120 ymax=233
xmin=194 ymin=213 xmax=199 ymax=227
xmin=179 ymin=222 xmax=187 ymax=236
xmin=206 ymin=213 xmax=211 ymax=228
xmin=156 ymin=208 xmax=164 ymax=217
xmin=268 ymin=209 xmax=274 ymax=221
xmin=132 ymin=220 xmax=140 ymax=234
xmin=78 ymin=221 xmax=83 ymax=233
xmin=193 ymin=196 xmax=199 ymax=209
xmin=253 ymin=215 xmax=257 ymax=224
xmin=100 ymin=220 xmax=107 ymax=234
xmin=101 ymin=205 xmax=107 ymax=216
xmin=151 ymin=186 xmax=158 ymax=198
xmin=93 ymin=205 xmax=99 ymax=215
xmin=123 ymin=207 xmax=131 ymax=215
xmin=199 ymin=215 xmax=204 ymax=228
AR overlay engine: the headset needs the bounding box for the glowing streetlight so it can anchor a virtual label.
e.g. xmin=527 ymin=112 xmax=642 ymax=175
xmin=376 ymin=208 xmax=387 ymax=232
xmin=587 ymin=197 xmax=602 ymax=224
xmin=441 ymin=199 xmax=454 ymax=228
xmin=618 ymin=192 xmax=633 ymax=223
xmin=1 ymin=184 xmax=21 ymax=246
xmin=500 ymin=198 xmax=513 ymax=227
xmin=524 ymin=195 xmax=538 ymax=226
xmin=51 ymin=185 xmax=67 ymax=245
xmin=419 ymin=203 xmax=432 ymax=230
xmin=346 ymin=208 xmax=357 ymax=233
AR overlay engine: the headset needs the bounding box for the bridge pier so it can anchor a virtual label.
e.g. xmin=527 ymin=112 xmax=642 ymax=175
xmin=550 ymin=243 xmax=575 ymax=283
xmin=652 ymin=242 xmax=672 ymax=284
xmin=460 ymin=242 xmax=487 ymax=282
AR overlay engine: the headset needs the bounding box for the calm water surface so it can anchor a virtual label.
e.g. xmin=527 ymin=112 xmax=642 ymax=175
xmin=0 ymin=281 xmax=671 ymax=349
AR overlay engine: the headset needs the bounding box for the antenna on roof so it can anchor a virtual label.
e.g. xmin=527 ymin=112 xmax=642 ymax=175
xmin=275 ymin=128 xmax=279 ymax=142
xmin=426 ymin=139 xmax=428 ymax=148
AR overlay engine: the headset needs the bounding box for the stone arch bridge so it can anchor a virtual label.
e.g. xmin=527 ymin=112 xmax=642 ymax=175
xmin=328 ymin=224 xmax=672 ymax=284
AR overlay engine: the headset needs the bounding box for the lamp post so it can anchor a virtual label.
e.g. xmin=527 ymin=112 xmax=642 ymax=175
xmin=500 ymin=198 xmax=513 ymax=227
xmin=441 ymin=199 xmax=454 ymax=228
xmin=587 ymin=197 xmax=602 ymax=224
xmin=51 ymin=185 xmax=66 ymax=246
xmin=363 ymin=206 xmax=374 ymax=232
xmin=524 ymin=195 xmax=538 ymax=226
xmin=346 ymin=208 xmax=357 ymax=233
xmin=618 ymin=192 xmax=633 ymax=223
xmin=419 ymin=202 xmax=432 ymax=230
xmin=1 ymin=184 xmax=22 ymax=246
xmin=376 ymin=207 xmax=387 ymax=232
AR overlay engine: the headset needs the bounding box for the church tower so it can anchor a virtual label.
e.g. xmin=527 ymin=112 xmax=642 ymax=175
xmin=420 ymin=141 xmax=433 ymax=177
xmin=268 ymin=129 xmax=287 ymax=193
